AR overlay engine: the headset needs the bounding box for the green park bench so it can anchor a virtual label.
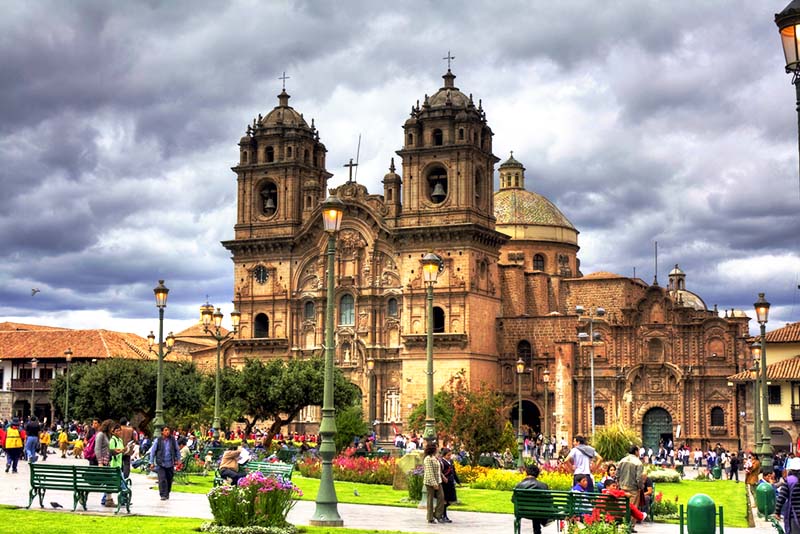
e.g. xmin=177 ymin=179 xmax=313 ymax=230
xmin=511 ymin=488 xmax=631 ymax=534
xmin=213 ymin=460 xmax=294 ymax=487
xmin=28 ymin=463 xmax=132 ymax=514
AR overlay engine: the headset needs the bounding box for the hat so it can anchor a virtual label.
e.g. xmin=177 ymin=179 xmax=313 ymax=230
xmin=11 ymin=417 xmax=19 ymax=426
xmin=787 ymin=457 xmax=800 ymax=471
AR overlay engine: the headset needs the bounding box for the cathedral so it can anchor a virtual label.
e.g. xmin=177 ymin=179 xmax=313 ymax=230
xmin=204 ymin=68 xmax=753 ymax=452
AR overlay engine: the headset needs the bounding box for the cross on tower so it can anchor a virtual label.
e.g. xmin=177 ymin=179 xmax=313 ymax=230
xmin=278 ymin=71 xmax=290 ymax=90
xmin=344 ymin=158 xmax=358 ymax=183
xmin=443 ymin=51 xmax=455 ymax=70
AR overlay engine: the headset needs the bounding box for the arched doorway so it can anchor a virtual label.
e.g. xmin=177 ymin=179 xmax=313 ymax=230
xmin=642 ymin=407 xmax=673 ymax=452
xmin=511 ymin=400 xmax=541 ymax=436
xmin=771 ymin=427 xmax=792 ymax=453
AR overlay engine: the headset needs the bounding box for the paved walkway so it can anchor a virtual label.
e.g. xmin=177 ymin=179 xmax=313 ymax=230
xmin=0 ymin=452 xmax=774 ymax=534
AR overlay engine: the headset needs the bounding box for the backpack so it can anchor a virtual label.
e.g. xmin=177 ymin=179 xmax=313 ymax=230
xmin=84 ymin=433 xmax=97 ymax=461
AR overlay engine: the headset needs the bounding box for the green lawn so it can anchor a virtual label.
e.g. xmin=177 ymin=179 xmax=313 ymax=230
xmin=0 ymin=505 xmax=408 ymax=534
xmin=654 ymin=480 xmax=749 ymax=528
xmin=170 ymin=475 xmax=748 ymax=524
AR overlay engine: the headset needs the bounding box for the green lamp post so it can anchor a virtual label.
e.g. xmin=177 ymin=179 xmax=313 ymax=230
xmin=310 ymin=196 xmax=345 ymax=527
xmin=754 ymin=293 xmax=772 ymax=470
xmin=421 ymin=252 xmax=442 ymax=445
xmin=200 ymin=303 xmax=241 ymax=439
xmin=64 ymin=348 xmax=73 ymax=423
xmin=149 ymin=280 xmax=174 ymax=435
xmin=516 ymin=357 xmax=525 ymax=468
xmin=751 ymin=343 xmax=762 ymax=452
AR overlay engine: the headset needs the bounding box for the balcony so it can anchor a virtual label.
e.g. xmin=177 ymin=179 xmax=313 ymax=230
xmin=10 ymin=378 xmax=52 ymax=392
xmin=792 ymin=404 xmax=800 ymax=423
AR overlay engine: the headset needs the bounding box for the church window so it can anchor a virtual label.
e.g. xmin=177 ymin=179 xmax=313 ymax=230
xmin=254 ymin=313 xmax=269 ymax=338
xmin=304 ymin=301 xmax=315 ymax=320
xmin=408 ymin=133 xmax=414 ymax=146
xmin=648 ymin=338 xmax=663 ymax=360
xmin=433 ymin=129 xmax=443 ymax=146
xmin=287 ymin=146 xmax=292 ymax=158
xmin=305 ymin=195 xmax=312 ymax=209
xmin=242 ymin=151 xmax=248 ymax=164
xmin=533 ymin=254 xmax=545 ymax=271
xmin=304 ymin=149 xmax=310 ymax=164
xmin=768 ymin=385 xmax=782 ymax=405
xmin=475 ymin=170 xmax=482 ymax=202
xmin=426 ymin=165 xmax=448 ymax=204
xmin=458 ymin=128 xmax=464 ymax=140
xmin=710 ymin=407 xmax=724 ymax=426
xmin=433 ymin=306 xmax=445 ymax=333
xmin=387 ymin=298 xmax=398 ymax=317
xmin=339 ymin=294 xmax=355 ymax=325
xmin=594 ymin=406 xmax=606 ymax=426
xmin=516 ymin=340 xmax=532 ymax=369
xmin=265 ymin=146 xmax=275 ymax=163
xmin=260 ymin=181 xmax=278 ymax=217
xmin=387 ymin=189 xmax=393 ymax=202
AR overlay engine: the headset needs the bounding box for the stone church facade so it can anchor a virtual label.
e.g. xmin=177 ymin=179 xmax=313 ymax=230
xmin=208 ymin=68 xmax=752 ymax=451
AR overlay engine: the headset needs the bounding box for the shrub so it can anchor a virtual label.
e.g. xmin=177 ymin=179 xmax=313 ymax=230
xmin=407 ymin=465 xmax=424 ymax=500
xmin=470 ymin=468 xmax=525 ymax=491
xmin=592 ymin=424 xmax=641 ymax=462
xmin=567 ymin=508 xmax=627 ymax=534
xmin=207 ymin=472 xmax=302 ymax=528
xmin=455 ymin=464 xmax=490 ymax=484
xmin=200 ymin=524 xmax=297 ymax=534
xmin=651 ymin=491 xmax=679 ymax=517
xmin=294 ymin=455 xmax=395 ymax=485
xmin=539 ymin=471 xmax=574 ymax=491
xmin=646 ymin=469 xmax=681 ymax=483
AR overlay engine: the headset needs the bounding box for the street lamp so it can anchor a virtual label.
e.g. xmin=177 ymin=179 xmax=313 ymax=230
xmin=516 ymin=357 xmax=525 ymax=468
xmin=421 ymin=252 xmax=442 ymax=445
xmin=754 ymin=293 xmax=772 ymax=470
xmin=200 ymin=303 xmax=240 ymax=438
xmin=775 ymin=1 xmax=800 ymax=188
xmin=64 ymin=348 xmax=73 ymax=423
xmin=30 ymin=357 xmax=38 ymax=419
xmin=151 ymin=279 xmax=172 ymax=434
xmin=543 ymin=367 xmax=550 ymax=453
xmin=366 ymin=356 xmax=376 ymax=428
xmin=311 ymin=195 xmax=344 ymax=528
xmin=751 ymin=342 xmax=762 ymax=452
xmin=576 ymin=305 xmax=605 ymax=437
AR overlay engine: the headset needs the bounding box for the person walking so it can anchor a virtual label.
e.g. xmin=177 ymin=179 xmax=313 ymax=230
xmin=149 ymin=425 xmax=180 ymax=500
xmin=4 ymin=418 xmax=24 ymax=473
xmin=565 ymin=436 xmax=602 ymax=492
xmin=23 ymin=416 xmax=40 ymax=463
xmin=745 ymin=453 xmax=761 ymax=491
xmin=119 ymin=417 xmax=136 ymax=478
xmin=512 ymin=463 xmax=550 ymax=534
xmin=439 ymin=447 xmax=459 ymax=522
xmin=58 ymin=427 xmax=69 ymax=458
xmin=617 ymin=445 xmax=644 ymax=508
xmin=423 ymin=443 xmax=445 ymax=524
xmin=729 ymin=452 xmax=740 ymax=483
xmin=38 ymin=427 xmax=50 ymax=461
xmin=94 ymin=419 xmax=114 ymax=506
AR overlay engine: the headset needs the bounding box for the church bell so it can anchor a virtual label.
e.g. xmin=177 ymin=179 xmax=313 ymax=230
xmin=431 ymin=181 xmax=446 ymax=203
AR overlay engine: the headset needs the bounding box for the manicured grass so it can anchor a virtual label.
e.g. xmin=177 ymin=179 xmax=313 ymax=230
xmin=654 ymin=480 xmax=749 ymax=528
xmin=0 ymin=505 xmax=408 ymax=534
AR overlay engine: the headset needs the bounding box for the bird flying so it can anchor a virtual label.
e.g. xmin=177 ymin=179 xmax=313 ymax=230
xmin=31 ymin=288 xmax=40 ymax=296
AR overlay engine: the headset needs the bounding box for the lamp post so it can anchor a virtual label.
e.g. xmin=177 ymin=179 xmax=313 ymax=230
xmin=576 ymin=305 xmax=605 ymax=437
xmin=421 ymin=252 xmax=442 ymax=445
xmin=200 ymin=303 xmax=241 ymax=438
xmin=516 ymin=357 xmax=525 ymax=468
xmin=751 ymin=344 xmax=762 ymax=452
xmin=311 ymin=196 xmax=344 ymax=527
xmin=366 ymin=356 xmax=376 ymax=427
xmin=64 ymin=348 xmax=73 ymax=423
xmin=775 ymin=1 xmax=800 ymax=191
xmin=151 ymin=280 xmax=171 ymax=434
xmin=30 ymin=357 xmax=38 ymax=419
xmin=755 ymin=293 xmax=772 ymax=470
xmin=543 ymin=368 xmax=550 ymax=452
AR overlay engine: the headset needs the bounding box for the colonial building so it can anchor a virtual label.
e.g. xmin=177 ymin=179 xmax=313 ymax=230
xmin=215 ymin=68 xmax=752 ymax=452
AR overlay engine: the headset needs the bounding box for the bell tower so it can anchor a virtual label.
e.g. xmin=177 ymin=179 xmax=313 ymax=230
xmin=233 ymin=88 xmax=332 ymax=240
xmin=395 ymin=68 xmax=498 ymax=229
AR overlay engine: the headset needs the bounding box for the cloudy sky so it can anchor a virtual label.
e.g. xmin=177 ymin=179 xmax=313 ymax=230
xmin=2 ymin=0 xmax=799 ymax=338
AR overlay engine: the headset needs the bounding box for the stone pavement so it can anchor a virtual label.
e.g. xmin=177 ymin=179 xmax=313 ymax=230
xmin=0 ymin=452 xmax=774 ymax=534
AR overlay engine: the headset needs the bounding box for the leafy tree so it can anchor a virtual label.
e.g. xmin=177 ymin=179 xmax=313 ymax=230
xmin=49 ymin=358 xmax=204 ymax=434
xmin=232 ymin=357 xmax=359 ymax=447
xmin=405 ymin=390 xmax=454 ymax=441
xmin=334 ymin=405 xmax=369 ymax=452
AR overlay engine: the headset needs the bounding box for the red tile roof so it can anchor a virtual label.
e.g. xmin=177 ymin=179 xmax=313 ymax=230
xmin=766 ymin=322 xmax=800 ymax=343
xmin=728 ymin=354 xmax=800 ymax=382
xmin=0 ymin=328 xmax=151 ymax=360
xmin=0 ymin=322 xmax=70 ymax=332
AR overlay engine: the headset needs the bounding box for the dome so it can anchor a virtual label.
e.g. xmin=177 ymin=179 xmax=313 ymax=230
xmin=260 ymin=90 xmax=309 ymax=128
xmin=670 ymin=289 xmax=707 ymax=311
xmin=500 ymin=152 xmax=523 ymax=169
xmin=494 ymin=188 xmax=578 ymax=245
xmin=669 ymin=265 xmax=685 ymax=276
xmin=428 ymin=87 xmax=471 ymax=108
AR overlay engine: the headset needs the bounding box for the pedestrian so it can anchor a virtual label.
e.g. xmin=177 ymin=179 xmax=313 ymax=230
xmin=775 ymin=457 xmax=800 ymax=534
xmin=565 ymin=435 xmax=602 ymax=492
xmin=38 ymin=427 xmax=50 ymax=461
xmin=745 ymin=453 xmax=761 ymax=490
xmin=94 ymin=419 xmax=114 ymax=506
xmin=4 ymin=418 xmax=24 ymax=473
xmin=24 ymin=416 xmax=41 ymax=463
xmin=58 ymin=427 xmax=69 ymax=458
xmin=512 ymin=463 xmax=550 ymax=534
xmin=617 ymin=445 xmax=644 ymax=508
xmin=149 ymin=425 xmax=180 ymax=500
xmin=729 ymin=452 xmax=740 ymax=483
xmin=119 ymin=417 xmax=137 ymax=479
xmin=439 ymin=447 xmax=459 ymax=523
xmin=423 ymin=443 xmax=445 ymax=524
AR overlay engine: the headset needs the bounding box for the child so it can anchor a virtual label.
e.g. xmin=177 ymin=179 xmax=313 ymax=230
xmin=72 ymin=435 xmax=84 ymax=459
xmin=602 ymin=479 xmax=647 ymax=522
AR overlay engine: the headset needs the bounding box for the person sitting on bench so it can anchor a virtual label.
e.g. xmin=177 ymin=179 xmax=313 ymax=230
xmin=219 ymin=445 xmax=245 ymax=485
xmin=601 ymin=479 xmax=647 ymax=523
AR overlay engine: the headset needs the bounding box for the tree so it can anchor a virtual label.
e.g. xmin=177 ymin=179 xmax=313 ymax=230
xmin=405 ymin=390 xmax=454 ymax=441
xmin=49 ymin=358 xmax=204 ymax=433
xmin=232 ymin=357 xmax=359 ymax=448
xmin=334 ymin=405 xmax=369 ymax=452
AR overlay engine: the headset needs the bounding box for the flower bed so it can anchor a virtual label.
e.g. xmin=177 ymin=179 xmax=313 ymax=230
xmin=295 ymin=455 xmax=395 ymax=485
xmin=207 ymin=472 xmax=302 ymax=528
xmin=566 ymin=508 xmax=628 ymax=534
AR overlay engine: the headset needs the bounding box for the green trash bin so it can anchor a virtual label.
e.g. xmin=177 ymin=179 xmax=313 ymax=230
xmin=712 ymin=465 xmax=722 ymax=480
xmin=687 ymin=494 xmax=716 ymax=534
xmin=756 ymin=482 xmax=776 ymax=518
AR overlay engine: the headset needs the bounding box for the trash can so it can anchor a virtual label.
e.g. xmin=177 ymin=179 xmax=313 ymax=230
xmin=756 ymin=482 xmax=776 ymax=518
xmin=712 ymin=465 xmax=722 ymax=480
xmin=687 ymin=493 xmax=716 ymax=534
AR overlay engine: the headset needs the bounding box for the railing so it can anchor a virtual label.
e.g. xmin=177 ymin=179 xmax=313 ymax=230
xmin=792 ymin=404 xmax=800 ymax=422
xmin=10 ymin=379 xmax=52 ymax=392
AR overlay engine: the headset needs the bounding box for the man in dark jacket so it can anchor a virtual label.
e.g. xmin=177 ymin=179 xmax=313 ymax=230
xmin=149 ymin=426 xmax=179 ymax=500
xmin=24 ymin=416 xmax=41 ymax=463
xmin=512 ymin=463 xmax=550 ymax=534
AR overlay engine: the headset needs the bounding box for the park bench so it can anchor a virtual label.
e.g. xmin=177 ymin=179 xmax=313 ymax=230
xmin=512 ymin=488 xmax=631 ymax=534
xmin=213 ymin=460 xmax=294 ymax=487
xmin=28 ymin=463 xmax=132 ymax=514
